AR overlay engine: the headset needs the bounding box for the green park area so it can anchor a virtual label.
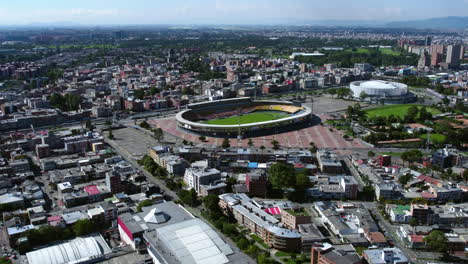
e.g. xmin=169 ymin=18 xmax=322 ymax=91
xmin=420 ymin=133 xmax=447 ymax=144
xmin=202 ymin=111 xmax=288 ymax=125
xmin=365 ymin=104 xmax=441 ymax=119
xmin=345 ymin=47 xmax=401 ymax=56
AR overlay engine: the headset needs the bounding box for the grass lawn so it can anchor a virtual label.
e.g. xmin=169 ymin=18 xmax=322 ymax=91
xmin=365 ymin=104 xmax=441 ymax=119
xmin=380 ymin=48 xmax=401 ymax=56
xmin=250 ymin=234 xmax=269 ymax=249
xmin=275 ymin=251 xmax=295 ymax=257
xmin=420 ymin=133 xmax=446 ymax=144
xmin=202 ymin=111 xmax=288 ymax=125
xmin=355 ymin=246 xmax=367 ymax=256
xmin=379 ymin=152 xmax=403 ymax=156
xmin=345 ymin=47 xmax=400 ymax=56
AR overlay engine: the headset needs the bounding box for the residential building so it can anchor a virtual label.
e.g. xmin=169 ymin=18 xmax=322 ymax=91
xmin=430 ymin=44 xmax=445 ymax=66
xmin=311 ymin=243 xmax=363 ymax=264
xmin=316 ymin=150 xmax=343 ymax=175
xmin=281 ymin=207 xmax=311 ymax=229
xmin=376 ymin=155 xmax=391 ymax=167
xmin=446 ymin=45 xmax=461 ymax=69
xmin=219 ymin=193 xmax=301 ymax=252
xmin=183 ymin=167 xmax=221 ymax=193
xmin=375 ymin=183 xmax=401 ymax=200
xmin=245 ymin=170 xmax=268 ymax=197
xmin=363 ymin=248 xmax=408 ymax=264
xmin=410 ymin=203 xmax=429 ymax=224
xmin=105 ymin=171 xmax=123 ymax=194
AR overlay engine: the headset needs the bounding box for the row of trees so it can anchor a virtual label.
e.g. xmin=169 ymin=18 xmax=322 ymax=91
xmin=49 ymin=93 xmax=82 ymax=111
xmin=327 ymin=87 xmax=352 ymax=98
xmin=268 ymin=162 xmax=310 ymax=202
xmin=400 ymin=76 xmax=431 ymax=87
xmin=20 ymin=219 xmax=97 ymax=253
xmin=296 ymin=49 xmax=418 ymax=67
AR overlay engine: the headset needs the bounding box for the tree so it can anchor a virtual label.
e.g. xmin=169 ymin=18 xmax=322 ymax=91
xmin=404 ymin=105 xmax=419 ymax=123
xmin=139 ymin=121 xmax=151 ymax=130
xmin=295 ymin=172 xmax=310 ymax=189
xmin=271 ymin=140 xmax=280 ymax=150
xmin=133 ymin=89 xmax=145 ymax=100
xmin=153 ymin=128 xmax=163 ymax=142
xmin=399 ymin=173 xmax=412 ymax=185
xmin=73 ymin=219 xmax=96 ymax=236
xmin=237 ymin=238 xmax=250 ymax=250
xmin=411 ymin=197 xmax=428 ymax=205
xmin=49 ymin=93 xmax=81 ymax=111
xmin=269 ymin=162 xmax=296 ymax=188
xmin=418 ymin=106 xmax=429 ymax=121
xmin=202 ymin=194 xmax=222 ymax=218
xmin=424 ymin=230 xmax=448 ymax=256
xmin=359 ymin=91 xmax=368 ymax=101
xmin=199 ymin=135 xmax=206 ymax=142
xmin=409 ymin=218 xmax=418 ymax=227
xmin=367 ymin=151 xmax=375 ymax=158
xmin=328 ymin=88 xmax=337 ymax=97
xmin=108 ymin=129 xmax=115 ymax=140
xmin=309 ymin=142 xmax=317 ymax=153
xmin=178 ymin=188 xmax=199 ymax=207
xmin=401 ymin=149 xmax=423 ymax=164
xmin=85 ymin=120 xmax=94 ymax=131
xmin=137 ymin=200 xmax=153 ymax=212
xmin=150 ymin=86 xmax=160 ymax=95
xmin=0 ymin=256 xmax=11 ymax=264
xmin=346 ymin=105 xmax=355 ymax=117
xmin=248 ymin=138 xmax=254 ymax=147
xmin=221 ymin=138 xmax=230 ymax=149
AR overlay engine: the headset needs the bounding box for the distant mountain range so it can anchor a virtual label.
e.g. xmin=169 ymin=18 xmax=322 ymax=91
xmin=1 ymin=16 xmax=466 ymax=30
xmin=301 ymin=16 xmax=468 ymax=30
xmin=385 ymin=16 xmax=468 ymax=29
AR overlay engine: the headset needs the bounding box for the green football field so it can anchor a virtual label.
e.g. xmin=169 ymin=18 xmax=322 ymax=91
xmin=365 ymin=104 xmax=441 ymax=119
xmin=202 ymin=111 xmax=289 ymax=125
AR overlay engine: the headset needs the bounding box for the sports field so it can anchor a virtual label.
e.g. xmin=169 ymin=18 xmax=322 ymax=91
xmin=202 ymin=111 xmax=289 ymax=125
xmin=365 ymin=104 xmax=441 ymax=118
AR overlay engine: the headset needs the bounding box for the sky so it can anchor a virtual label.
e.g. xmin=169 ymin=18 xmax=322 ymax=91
xmin=0 ymin=0 xmax=466 ymax=25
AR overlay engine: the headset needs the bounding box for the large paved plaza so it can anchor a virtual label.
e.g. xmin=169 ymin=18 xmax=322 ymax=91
xmin=149 ymin=115 xmax=367 ymax=149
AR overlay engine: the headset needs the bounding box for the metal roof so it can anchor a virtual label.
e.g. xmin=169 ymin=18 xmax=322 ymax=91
xmin=26 ymin=236 xmax=110 ymax=264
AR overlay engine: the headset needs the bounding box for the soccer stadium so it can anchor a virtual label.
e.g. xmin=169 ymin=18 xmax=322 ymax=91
xmin=350 ymin=80 xmax=416 ymax=104
xmin=176 ymin=98 xmax=313 ymax=137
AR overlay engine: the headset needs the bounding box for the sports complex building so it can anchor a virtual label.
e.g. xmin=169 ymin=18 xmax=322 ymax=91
xmin=175 ymin=97 xmax=313 ymax=138
xmin=350 ymin=80 xmax=416 ymax=104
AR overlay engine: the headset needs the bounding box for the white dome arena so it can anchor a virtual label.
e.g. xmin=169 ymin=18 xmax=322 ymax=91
xmin=350 ymin=80 xmax=408 ymax=98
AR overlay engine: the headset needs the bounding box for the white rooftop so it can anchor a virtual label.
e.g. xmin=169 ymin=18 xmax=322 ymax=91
xmin=26 ymin=236 xmax=110 ymax=264
xmin=156 ymin=218 xmax=233 ymax=264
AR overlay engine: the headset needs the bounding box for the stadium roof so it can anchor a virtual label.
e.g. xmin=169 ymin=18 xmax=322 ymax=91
xmin=156 ymin=218 xmax=234 ymax=264
xmin=26 ymin=235 xmax=111 ymax=264
xmin=353 ymin=80 xmax=405 ymax=89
